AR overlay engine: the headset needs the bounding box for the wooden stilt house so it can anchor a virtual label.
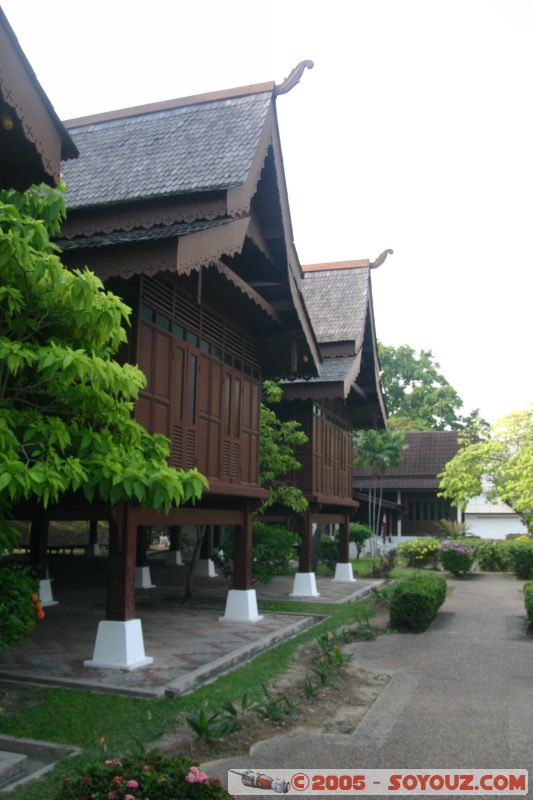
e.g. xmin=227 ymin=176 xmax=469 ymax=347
xmin=30 ymin=67 xmax=321 ymax=667
xmin=276 ymin=257 xmax=389 ymax=594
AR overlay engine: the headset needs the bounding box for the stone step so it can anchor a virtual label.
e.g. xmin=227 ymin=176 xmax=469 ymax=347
xmin=0 ymin=751 xmax=28 ymax=790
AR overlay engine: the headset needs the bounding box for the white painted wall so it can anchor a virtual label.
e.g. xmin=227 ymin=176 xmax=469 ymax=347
xmin=464 ymin=493 xmax=528 ymax=539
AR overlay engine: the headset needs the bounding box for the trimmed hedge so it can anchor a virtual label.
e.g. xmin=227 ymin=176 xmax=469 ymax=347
xmin=389 ymin=573 xmax=447 ymax=632
xmin=506 ymin=539 xmax=533 ymax=579
xmin=524 ymin=582 xmax=533 ymax=629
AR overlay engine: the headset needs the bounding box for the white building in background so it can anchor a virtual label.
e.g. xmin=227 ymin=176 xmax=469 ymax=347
xmin=465 ymin=493 xmax=528 ymax=539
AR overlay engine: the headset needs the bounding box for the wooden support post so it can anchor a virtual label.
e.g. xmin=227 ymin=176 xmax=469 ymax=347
xmin=89 ymin=520 xmax=98 ymax=546
xmin=136 ymin=526 xmax=150 ymax=567
xmin=169 ymin=525 xmax=182 ymax=551
xmin=29 ymin=511 xmax=48 ymax=579
xmin=339 ymin=515 xmax=350 ymax=563
xmin=200 ymin=525 xmax=214 ymax=559
xmin=221 ymin=507 xmax=262 ymax=622
xmin=213 ymin=525 xmax=223 ymax=548
xmin=233 ymin=511 xmax=253 ymax=590
xmin=298 ymin=511 xmax=313 ymax=573
xmin=106 ymin=503 xmax=136 ymax=622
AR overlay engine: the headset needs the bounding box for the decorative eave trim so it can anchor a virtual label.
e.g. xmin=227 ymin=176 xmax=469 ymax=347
xmin=366 ymin=284 xmax=388 ymax=426
xmin=60 ymin=195 xmax=227 ymax=238
xmin=269 ymin=110 xmax=321 ymax=374
xmin=0 ymin=13 xmax=77 ymax=184
xmin=227 ymin=112 xmax=273 ymax=217
xmin=0 ymin=9 xmax=77 ymax=161
xmin=212 ymin=260 xmax=281 ymax=323
xmin=176 ymin=216 xmax=250 ymax=274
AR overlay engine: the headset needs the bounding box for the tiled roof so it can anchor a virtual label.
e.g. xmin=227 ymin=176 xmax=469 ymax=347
xmin=61 ymin=91 xmax=272 ymax=209
xmin=302 ymin=355 xmax=355 ymax=384
xmin=302 ymin=267 xmax=369 ymax=345
xmin=353 ymin=431 xmax=461 ymax=489
xmin=56 ymin=218 xmax=232 ymax=250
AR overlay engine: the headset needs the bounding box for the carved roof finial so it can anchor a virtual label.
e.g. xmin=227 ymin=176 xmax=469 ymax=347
xmin=370 ymin=249 xmax=394 ymax=269
xmin=274 ymin=60 xmax=314 ymax=96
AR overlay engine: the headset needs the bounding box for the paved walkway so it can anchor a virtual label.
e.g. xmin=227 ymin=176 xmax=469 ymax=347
xmin=206 ymin=573 xmax=533 ymax=793
xmin=0 ymin=556 xmax=379 ymax=697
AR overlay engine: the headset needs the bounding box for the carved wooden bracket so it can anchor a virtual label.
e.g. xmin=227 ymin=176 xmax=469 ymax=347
xmin=274 ymin=60 xmax=314 ymax=96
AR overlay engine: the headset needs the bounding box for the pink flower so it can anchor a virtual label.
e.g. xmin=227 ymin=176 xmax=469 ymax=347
xmin=185 ymin=767 xmax=209 ymax=784
xmin=105 ymin=759 xmax=122 ymax=767
xmin=126 ymin=780 xmax=139 ymax=789
xmin=124 ymin=795 xmax=136 ymax=800
xmin=143 ymin=764 xmax=154 ymax=771
xmin=112 ymin=775 xmax=124 ymax=784
xmin=108 ymin=793 xmax=118 ymax=800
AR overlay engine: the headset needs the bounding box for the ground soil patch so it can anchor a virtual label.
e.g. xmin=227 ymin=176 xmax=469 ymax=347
xmin=153 ymin=613 xmax=391 ymax=762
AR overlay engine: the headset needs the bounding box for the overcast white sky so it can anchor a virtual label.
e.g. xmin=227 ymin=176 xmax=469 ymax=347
xmin=3 ymin=0 xmax=532 ymax=422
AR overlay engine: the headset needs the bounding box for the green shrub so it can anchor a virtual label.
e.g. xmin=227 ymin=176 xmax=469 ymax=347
xmin=316 ymin=562 xmax=334 ymax=577
xmin=398 ymin=537 xmax=441 ymax=567
xmin=439 ymin=540 xmax=476 ymax=576
xmin=506 ymin=539 xmax=533 ymax=579
xmin=389 ymin=573 xmax=447 ymax=632
xmin=524 ymin=582 xmax=533 ymax=629
xmin=476 ymin=540 xmax=504 ymax=571
xmin=349 ymin=523 xmax=373 ymax=559
xmin=318 ymin=535 xmax=338 ymax=569
xmin=217 ymin=522 xmax=298 ymax=584
xmin=57 ymin=751 xmax=231 ymax=800
xmin=0 ymin=564 xmax=39 ymax=650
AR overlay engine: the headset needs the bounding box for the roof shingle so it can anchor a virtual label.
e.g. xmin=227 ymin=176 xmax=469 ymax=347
xmin=353 ymin=431 xmax=461 ymax=489
xmin=61 ymin=92 xmax=272 ymax=209
xmin=302 ymin=267 xmax=369 ymax=346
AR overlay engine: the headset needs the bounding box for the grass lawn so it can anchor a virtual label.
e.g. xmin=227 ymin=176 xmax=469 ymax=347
xmin=0 ymin=598 xmax=373 ymax=800
xmin=351 ymin=556 xmax=380 ymax=577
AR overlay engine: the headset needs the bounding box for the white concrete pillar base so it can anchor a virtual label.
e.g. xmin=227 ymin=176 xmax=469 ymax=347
xmin=38 ymin=579 xmax=58 ymax=607
xmin=166 ymin=549 xmax=183 ymax=566
xmin=135 ymin=566 xmax=155 ymax=589
xmin=84 ymin=619 xmax=153 ymax=670
xmin=290 ymin=572 xmax=320 ymax=597
xmin=87 ymin=543 xmax=101 ymax=557
xmin=220 ymin=589 xmax=263 ymax=622
xmin=194 ymin=558 xmax=217 ymax=577
xmin=332 ymin=562 xmax=357 ymax=582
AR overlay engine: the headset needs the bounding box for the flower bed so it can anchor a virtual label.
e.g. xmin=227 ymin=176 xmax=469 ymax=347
xmin=58 ymin=752 xmax=232 ymax=800
xmin=398 ymin=537 xmax=441 ymax=567
xmin=439 ymin=540 xmax=475 ymax=576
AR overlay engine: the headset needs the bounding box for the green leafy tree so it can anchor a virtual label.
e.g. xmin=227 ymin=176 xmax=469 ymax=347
xmin=379 ymin=342 xmax=488 ymax=432
xmin=439 ymin=407 xmax=533 ymax=532
xmin=258 ymin=380 xmax=308 ymax=514
xmin=353 ymin=429 xmax=406 ymax=538
xmin=0 ymin=183 xmax=207 ymax=551
xmin=349 ymin=522 xmax=373 ymax=559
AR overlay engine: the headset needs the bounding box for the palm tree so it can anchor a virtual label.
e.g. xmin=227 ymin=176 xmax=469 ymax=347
xmin=354 ymin=429 xmax=406 ymax=546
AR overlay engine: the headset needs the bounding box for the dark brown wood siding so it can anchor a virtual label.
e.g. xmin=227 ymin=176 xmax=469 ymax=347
xmin=282 ymin=400 xmax=353 ymax=502
xmin=134 ymin=275 xmax=261 ymax=488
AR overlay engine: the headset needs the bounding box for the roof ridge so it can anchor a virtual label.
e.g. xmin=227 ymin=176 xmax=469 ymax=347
xmin=63 ymin=81 xmax=274 ymax=129
xmin=303 ymin=260 xmax=370 ymax=272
